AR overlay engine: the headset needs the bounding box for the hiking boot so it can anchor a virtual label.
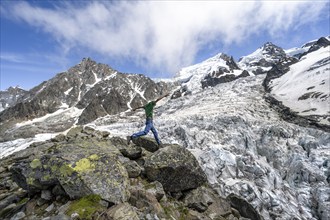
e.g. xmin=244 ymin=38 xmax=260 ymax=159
xmin=127 ymin=136 xmax=132 ymax=145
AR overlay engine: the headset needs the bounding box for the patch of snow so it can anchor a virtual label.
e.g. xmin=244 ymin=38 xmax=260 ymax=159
xmin=64 ymin=87 xmax=73 ymax=95
xmin=105 ymin=72 xmax=117 ymax=80
xmin=15 ymin=107 xmax=83 ymax=128
xmin=0 ymin=133 xmax=58 ymax=158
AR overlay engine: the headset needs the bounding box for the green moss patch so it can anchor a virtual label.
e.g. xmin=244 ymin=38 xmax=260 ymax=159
xmin=30 ymin=159 xmax=42 ymax=169
xmin=66 ymin=195 xmax=105 ymax=220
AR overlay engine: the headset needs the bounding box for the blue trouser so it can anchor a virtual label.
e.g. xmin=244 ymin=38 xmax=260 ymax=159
xmin=132 ymin=118 xmax=161 ymax=145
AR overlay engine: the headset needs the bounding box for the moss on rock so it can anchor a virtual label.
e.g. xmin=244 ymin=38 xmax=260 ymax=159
xmin=66 ymin=194 xmax=105 ymax=220
xmin=30 ymin=159 xmax=42 ymax=169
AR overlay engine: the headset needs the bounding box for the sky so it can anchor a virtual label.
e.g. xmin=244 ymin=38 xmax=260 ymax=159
xmin=0 ymin=0 xmax=329 ymax=90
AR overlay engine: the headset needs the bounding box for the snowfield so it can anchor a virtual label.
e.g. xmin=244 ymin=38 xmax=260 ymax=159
xmin=270 ymin=46 xmax=330 ymax=125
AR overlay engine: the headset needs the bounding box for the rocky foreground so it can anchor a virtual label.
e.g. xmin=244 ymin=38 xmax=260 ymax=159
xmin=0 ymin=126 xmax=261 ymax=220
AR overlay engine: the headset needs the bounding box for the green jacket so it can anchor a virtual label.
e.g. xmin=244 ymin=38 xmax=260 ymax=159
xmin=144 ymin=101 xmax=156 ymax=119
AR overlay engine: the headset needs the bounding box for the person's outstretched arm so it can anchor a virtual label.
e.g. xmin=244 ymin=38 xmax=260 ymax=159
xmin=154 ymin=93 xmax=170 ymax=103
xmin=132 ymin=105 xmax=144 ymax=111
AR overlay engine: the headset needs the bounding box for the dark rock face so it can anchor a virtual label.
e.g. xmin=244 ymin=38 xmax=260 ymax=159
xmin=228 ymin=193 xmax=263 ymax=220
xmin=144 ymin=144 xmax=207 ymax=192
xmin=202 ymin=70 xmax=250 ymax=88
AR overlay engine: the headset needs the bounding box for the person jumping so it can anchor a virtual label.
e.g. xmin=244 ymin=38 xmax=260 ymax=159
xmin=127 ymin=93 xmax=170 ymax=146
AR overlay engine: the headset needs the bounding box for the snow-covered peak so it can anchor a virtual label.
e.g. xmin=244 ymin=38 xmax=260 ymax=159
xmin=174 ymin=53 xmax=242 ymax=94
xmin=238 ymin=42 xmax=288 ymax=74
xmin=176 ymin=53 xmax=228 ymax=81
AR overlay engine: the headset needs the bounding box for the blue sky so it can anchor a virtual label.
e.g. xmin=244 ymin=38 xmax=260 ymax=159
xmin=1 ymin=0 xmax=329 ymax=90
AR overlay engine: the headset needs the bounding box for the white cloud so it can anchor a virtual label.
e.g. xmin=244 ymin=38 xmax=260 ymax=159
xmin=5 ymin=1 xmax=329 ymax=75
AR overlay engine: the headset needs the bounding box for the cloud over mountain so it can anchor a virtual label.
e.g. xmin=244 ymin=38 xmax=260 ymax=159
xmin=3 ymin=1 xmax=328 ymax=74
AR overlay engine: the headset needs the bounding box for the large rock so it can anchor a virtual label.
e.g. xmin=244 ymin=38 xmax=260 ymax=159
xmin=184 ymin=186 xmax=232 ymax=217
xmin=144 ymin=144 xmax=207 ymax=192
xmin=227 ymin=193 xmax=263 ymax=220
xmin=106 ymin=202 xmax=140 ymax=220
xmin=10 ymin=134 xmax=130 ymax=204
xmin=132 ymin=137 xmax=159 ymax=152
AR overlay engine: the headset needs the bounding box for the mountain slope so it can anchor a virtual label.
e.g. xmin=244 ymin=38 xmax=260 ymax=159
xmin=0 ymin=37 xmax=329 ymax=220
xmin=0 ymin=58 xmax=172 ymax=142
xmin=91 ymin=74 xmax=329 ymax=220
xmin=265 ymin=37 xmax=330 ymax=129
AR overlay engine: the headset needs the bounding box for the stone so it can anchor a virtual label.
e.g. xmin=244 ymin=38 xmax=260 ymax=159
xmin=0 ymin=194 xmax=18 ymax=210
xmin=10 ymin=211 xmax=26 ymax=220
xmin=41 ymin=190 xmax=53 ymax=201
xmin=183 ymin=186 xmax=214 ymax=212
xmin=144 ymin=144 xmax=207 ymax=192
xmin=45 ymin=203 xmax=54 ymax=212
xmin=132 ymin=137 xmax=159 ymax=152
xmin=146 ymin=181 xmax=165 ymax=202
xmin=122 ymin=160 xmax=142 ymax=178
xmin=106 ymin=202 xmax=139 ymax=220
xmin=227 ymin=193 xmax=262 ymax=220
xmin=120 ymin=145 xmax=142 ymax=160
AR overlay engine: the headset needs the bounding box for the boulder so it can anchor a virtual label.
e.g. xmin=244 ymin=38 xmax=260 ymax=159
xmin=10 ymin=136 xmax=130 ymax=204
xmin=106 ymin=202 xmax=139 ymax=220
xmin=132 ymin=137 xmax=159 ymax=152
xmin=144 ymin=144 xmax=207 ymax=192
xmin=184 ymin=186 xmax=232 ymax=218
xmin=227 ymin=193 xmax=263 ymax=220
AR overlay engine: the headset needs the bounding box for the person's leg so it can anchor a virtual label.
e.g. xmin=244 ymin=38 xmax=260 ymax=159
xmin=131 ymin=119 xmax=152 ymax=139
xmin=150 ymin=123 xmax=161 ymax=145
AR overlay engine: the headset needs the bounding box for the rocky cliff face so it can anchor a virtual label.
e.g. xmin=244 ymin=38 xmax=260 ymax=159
xmin=0 ymin=86 xmax=28 ymax=112
xmin=0 ymin=126 xmax=257 ymax=220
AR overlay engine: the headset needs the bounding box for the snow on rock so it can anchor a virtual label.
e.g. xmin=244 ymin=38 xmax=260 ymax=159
xmin=239 ymin=42 xmax=295 ymax=75
xmin=174 ymin=53 xmax=245 ymax=95
xmin=269 ymin=46 xmax=330 ymax=126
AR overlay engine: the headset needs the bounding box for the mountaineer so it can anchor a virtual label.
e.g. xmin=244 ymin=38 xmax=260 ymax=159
xmin=127 ymin=93 xmax=170 ymax=146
